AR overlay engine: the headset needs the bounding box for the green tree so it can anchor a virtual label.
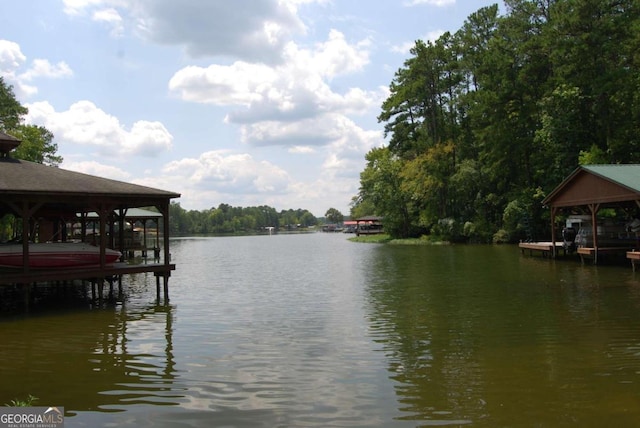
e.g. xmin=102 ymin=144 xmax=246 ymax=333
xmin=0 ymin=77 xmax=28 ymax=131
xmin=324 ymin=208 xmax=344 ymax=224
xmin=0 ymin=78 xmax=61 ymax=166
xmin=357 ymin=147 xmax=415 ymax=238
xmin=11 ymin=124 xmax=62 ymax=166
xmin=0 ymin=78 xmax=61 ymax=240
xmin=358 ymin=0 xmax=640 ymax=241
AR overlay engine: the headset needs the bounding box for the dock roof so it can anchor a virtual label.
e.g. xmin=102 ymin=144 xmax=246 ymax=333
xmin=0 ymin=157 xmax=180 ymax=218
xmin=543 ymin=164 xmax=640 ymax=208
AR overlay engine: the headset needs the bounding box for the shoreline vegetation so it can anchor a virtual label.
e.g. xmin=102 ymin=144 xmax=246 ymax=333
xmin=349 ymin=2 xmax=640 ymax=244
xmin=348 ymin=234 xmax=450 ymax=245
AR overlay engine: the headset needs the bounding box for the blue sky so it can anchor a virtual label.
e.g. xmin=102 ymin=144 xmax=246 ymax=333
xmin=1 ymin=0 xmax=501 ymax=216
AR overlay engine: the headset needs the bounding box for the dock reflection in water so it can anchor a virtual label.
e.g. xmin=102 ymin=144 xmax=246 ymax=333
xmin=0 ymin=286 xmax=179 ymax=414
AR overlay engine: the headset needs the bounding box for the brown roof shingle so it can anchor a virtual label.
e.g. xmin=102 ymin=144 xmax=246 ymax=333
xmin=0 ymin=157 xmax=179 ymax=198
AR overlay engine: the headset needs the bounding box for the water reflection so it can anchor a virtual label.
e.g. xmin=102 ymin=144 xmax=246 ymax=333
xmin=4 ymin=237 xmax=640 ymax=426
xmin=363 ymin=244 xmax=640 ymax=426
xmin=0 ymin=297 xmax=178 ymax=414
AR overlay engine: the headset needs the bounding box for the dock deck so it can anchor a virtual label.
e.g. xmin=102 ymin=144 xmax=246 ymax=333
xmin=0 ymin=262 xmax=175 ymax=303
xmin=577 ymin=247 xmax=631 ymax=264
xmin=518 ymin=242 xmax=565 ymax=258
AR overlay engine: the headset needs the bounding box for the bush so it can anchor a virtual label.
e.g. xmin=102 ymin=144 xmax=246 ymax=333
xmin=493 ymin=229 xmax=510 ymax=244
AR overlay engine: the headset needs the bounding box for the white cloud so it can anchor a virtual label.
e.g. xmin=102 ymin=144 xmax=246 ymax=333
xmin=93 ymin=8 xmax=124 ymax=37
xmin=391 ymin=30 xmax=447 ymax=54
xmin=404 ymin=0 xmax=455 ymax=6
xmin=133 ymin=0 xmax=306 ymax=63
xmin=0 ymin=40 xmax=26 ymax=72
xmin=25 ymin=100 xmax=173 ymax=157
xmin=289 ymin=146 xmax=316 ymax=154
xmin=19 ymin=59 xmax=73 ymax=81
xmin=302 ymin=29 xmax=370 ymax=77
xmin=169 ymin=29 xmax=381 ymax=149
xmin=239 ymin=113 xmax=341 ymax=147
xmin=322 ymin=116 xmax=383 ymax=179
xmin=154 ymin=148 xmax=359 ymax=215
xmin=63 ymin=0 xmax=108 ymax=16
xmin=169 ymin=63 xmax=278 ymax=106
xmin=0 ymin=40 xmax=74 ymax=97
xmin=163 ymin=150 xmax=292 ymax=196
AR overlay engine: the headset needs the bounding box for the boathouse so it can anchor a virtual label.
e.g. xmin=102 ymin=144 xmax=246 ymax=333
xmin=355 ymin=216 xmax=384 ymax=236
xmin=0 ymin=132 xmax=180 ymax=303
xmin=542 ymin=164 xmax=640 ymax=264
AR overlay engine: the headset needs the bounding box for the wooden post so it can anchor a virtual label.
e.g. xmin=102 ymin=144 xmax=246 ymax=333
xmin=108 ymin=277 xmax=114 ymax=301
xmin=550 ymin=207 xmax=557 ymax=258
xmin=23 ymin=283 xmax=30 ymax=312
xmin=163 ymin=275 xmax=169 ymax=302
xmin=98 ymin=278 xmax=104 ymax=303
xmin=118 ymin=208 xmax=127 ymax=262
xmin=589 ymin=203 xmax=600 ymax=264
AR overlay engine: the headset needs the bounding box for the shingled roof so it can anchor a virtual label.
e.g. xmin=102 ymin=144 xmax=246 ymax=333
xmin=0 ymin=157 xmax=178 ymax=198
xmin=0 ymin=156 xmax=180 ymax=220
xmin=0 ymin=131 xmax=21 ymax=154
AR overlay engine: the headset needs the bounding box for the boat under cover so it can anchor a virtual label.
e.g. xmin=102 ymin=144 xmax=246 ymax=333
xmin=0 ymin=242 xmax=121 ymax=268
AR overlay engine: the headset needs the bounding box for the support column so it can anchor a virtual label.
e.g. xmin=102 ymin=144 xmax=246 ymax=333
xmin=163 ymin=275 xmax=169 ymax=302
xmin=550 ymin=207 xmax=558 ymax=258
xmin=589 ymin=203 xmax=600 ymax=264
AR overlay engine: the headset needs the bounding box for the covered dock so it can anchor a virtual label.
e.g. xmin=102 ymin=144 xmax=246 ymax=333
xmin=540 ymin=164 xmax=640 ymax=265
xmin=0 ymin=132 xmax=180 ymax=306
xmin=355 ymin=216 xmax=384 ymax=236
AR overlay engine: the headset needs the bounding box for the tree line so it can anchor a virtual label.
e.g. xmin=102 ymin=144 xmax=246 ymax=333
xmin=351 ymin=0 xmax=640 ymax=242
xmin=168 ymin=202 xmax=319 ymax=235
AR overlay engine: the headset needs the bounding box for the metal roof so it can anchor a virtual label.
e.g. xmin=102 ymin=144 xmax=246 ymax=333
xmin=543 ymin=164 xmax=640 ymax=207
xmin=581 ymin=164 xmax=640 ymax=192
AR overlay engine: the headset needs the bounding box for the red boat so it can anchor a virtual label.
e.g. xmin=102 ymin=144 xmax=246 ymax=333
xmin=0 ymin=243 xmax=121 ymax=268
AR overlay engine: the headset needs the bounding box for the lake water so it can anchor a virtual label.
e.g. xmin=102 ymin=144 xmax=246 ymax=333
xmin=2 ymin=233 xmax=640 ymax=427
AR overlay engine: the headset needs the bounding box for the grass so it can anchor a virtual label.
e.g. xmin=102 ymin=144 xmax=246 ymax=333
xmin=348 ymin=234 xmax=451 ymax=245
xmin=5 ymin=395 xmax=38 ymax=407
xmin=348 ymin=234 xmax=392 ymax=243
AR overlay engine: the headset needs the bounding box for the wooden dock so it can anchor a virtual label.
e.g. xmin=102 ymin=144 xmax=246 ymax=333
xmin=519 ymin=242 xmax=639 ymax=268
xmin=627 ymin=251 xmax=640 ymax=271
xmin=518 ymin=242 xmax=565 ymax=258
xmin=0 ymin=262 xmax=175 ymax=304
xmin=577 ymin=247 xmax=631 ymax=264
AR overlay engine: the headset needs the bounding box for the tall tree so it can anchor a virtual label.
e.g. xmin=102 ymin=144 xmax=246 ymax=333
xmin=357 ymin=147 xmax=416 ymax=237
xmin=0 ymin=77 xmax=28 ymax=131
xmin=324 ymin=208 xmax=344 ymax=224
xmin=0 ymin=78 xmax=61 ymax=166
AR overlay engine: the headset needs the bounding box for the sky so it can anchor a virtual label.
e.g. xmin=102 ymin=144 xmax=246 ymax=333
xmin=1 ymin=0 xmax=501 ymax=217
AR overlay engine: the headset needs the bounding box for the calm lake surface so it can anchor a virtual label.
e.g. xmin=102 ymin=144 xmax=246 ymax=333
xmin=2 ymin=233 xmax=640 ymax=427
